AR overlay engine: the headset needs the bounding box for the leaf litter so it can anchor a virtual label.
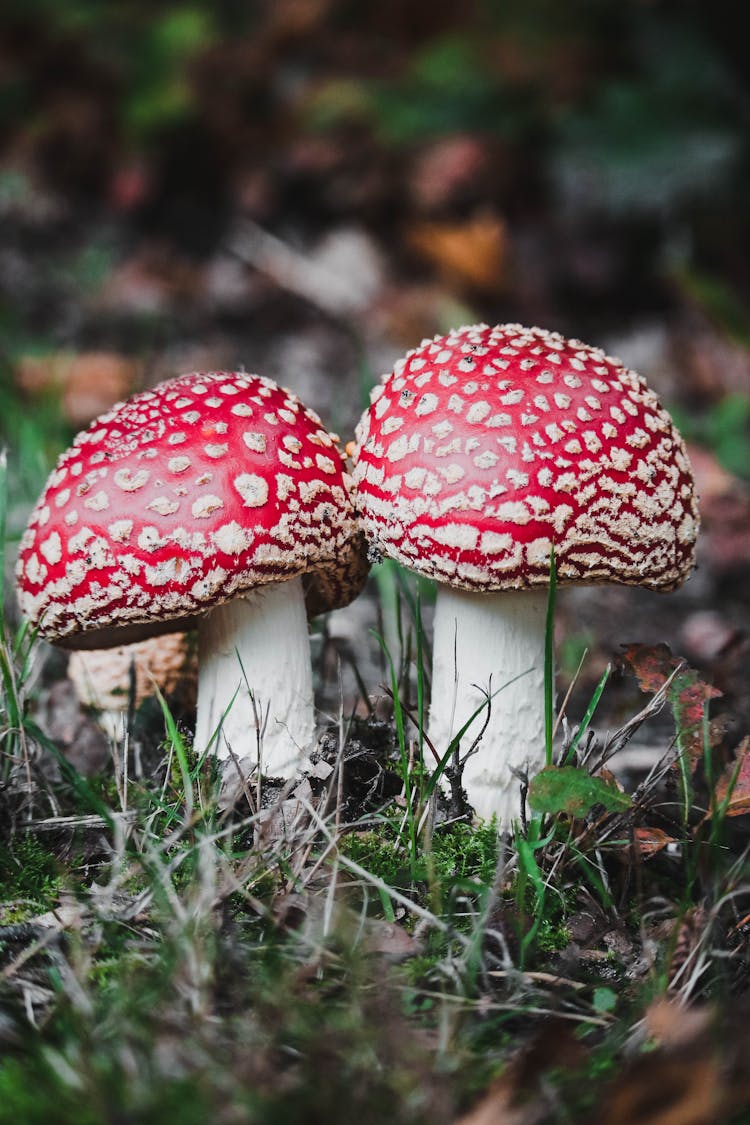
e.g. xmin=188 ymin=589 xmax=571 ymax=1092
xmin=3 ymin=627 xmax=750 ymax=1121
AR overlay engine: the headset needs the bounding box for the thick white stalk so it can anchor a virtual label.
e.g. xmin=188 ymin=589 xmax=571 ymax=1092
xmin=427 ymin=585 xmax=548 ymax=827
xmin=194 ymin=577 xmax=314 ymax=778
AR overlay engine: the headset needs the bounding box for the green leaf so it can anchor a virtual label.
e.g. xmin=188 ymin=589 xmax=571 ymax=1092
xmin=528 ymin=766 xmax=631 ymax=818
xmin=564 ymin=663 xmax=611 ymax=765
xmin=592 ymin=986 xmax=618 ymax=1014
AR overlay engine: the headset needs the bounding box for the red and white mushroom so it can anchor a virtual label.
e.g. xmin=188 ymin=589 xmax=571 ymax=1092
xmin=16 ymin=370 xmax=367 ymax=779
xmin=352 ymin=323 xmax=699 ymax=825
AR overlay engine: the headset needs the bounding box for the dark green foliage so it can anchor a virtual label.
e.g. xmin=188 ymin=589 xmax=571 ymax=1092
xmin=0 ymin=365 xmax=74 ymax=537
xmin=361 ymin=36 xmax=537 ymax=145
xmin=552 ymin=21 xmax=743 ymax=217
xmin=536 ymin=916 xmax=570 ymax=953
xmin=672 ymin=393 xmax=750 ymax=481
xmin=0 ymin=1060 xmax=102 ymax=1125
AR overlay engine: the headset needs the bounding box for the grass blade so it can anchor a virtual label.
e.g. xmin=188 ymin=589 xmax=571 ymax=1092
xmin=415 ymin=589 xmax=425 ymax=765
xmin=544 ymin=546 xmax=557 ymax=767
xmin=0 ymin=447 xmax=7 ymax=609
xmin=154 ymin=683 xmax=195 ymax=818
xmin=564 ymin=663 xmax=612 ymax=764
xmin=373 ymin=628 xmax=416 ymax=869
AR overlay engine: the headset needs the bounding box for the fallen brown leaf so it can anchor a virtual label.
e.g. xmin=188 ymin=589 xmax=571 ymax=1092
xmin=595 ymin=1052 xmax=721 ymax=1125
xmin=711 ymin=735 xmax=750 ymax=818
xmin=455 ymin=1075 xmax=543 ymax=1125
xmin=16 ymin=351 xmax=141 ymax=425
xmin=592 ymin=998 xmax=742 ymax=1125
xmin=456 ymin=1022 xmax=586 ymax=1125
xmin=620 ymin=642 xmax=681 ymax=695
xmin=407 ymin=211 xmax=507 ymax=293
xmin=620 ymin=644 xmax=722 ymax=773
xmin=645 ymin=997 xmax=712 ymax=1048
xmin=273 ymin=889 xmax=421 ymax=960
xmin=630 ymin=826 xmax=678 ymax=860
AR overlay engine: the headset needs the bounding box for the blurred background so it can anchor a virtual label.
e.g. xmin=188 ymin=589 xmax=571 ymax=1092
xmin=2 ymin=0 xmax=750 ymax=751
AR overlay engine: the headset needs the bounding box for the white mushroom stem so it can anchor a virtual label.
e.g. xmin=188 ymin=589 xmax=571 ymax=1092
xmin=427 ymin=585 xmax=548 ymax=828
xmin=194 ymin=577 xmax=314 ymax=777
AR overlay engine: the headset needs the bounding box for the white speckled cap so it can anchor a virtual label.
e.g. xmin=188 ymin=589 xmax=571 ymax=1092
xmin=353 ymin=323 xmax=699 ymax=591
xmin=17 ymin=370 xmax=368 ymax=648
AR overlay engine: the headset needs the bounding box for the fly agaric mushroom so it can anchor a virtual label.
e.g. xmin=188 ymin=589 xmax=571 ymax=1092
xmin=352 ymin=323 xmax=699 ymax=825
xmin=68 ymin=632 xmax=197 ymax=742
xmin=16 ymin=371 xmax=367 ymax=778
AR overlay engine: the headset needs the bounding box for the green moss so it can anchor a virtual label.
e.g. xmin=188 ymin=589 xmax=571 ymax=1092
xmin=0 ymin=835 xmax=61 ymax=910
xmin=536 ymin=918 xmax=571 ymax=953
xmin=339 ymin=815 xmax=499 ymax=901
xmin=429 ymin=821 xmax=499 ymax=886
xmin=340 ymin=827 xmax=414 ymax=890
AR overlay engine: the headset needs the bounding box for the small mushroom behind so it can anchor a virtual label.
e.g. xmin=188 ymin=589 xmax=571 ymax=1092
xmin=68 ymin=632 xmax=197 ymax=741
xmin=352 ymin=323 xmax=699 ymax=827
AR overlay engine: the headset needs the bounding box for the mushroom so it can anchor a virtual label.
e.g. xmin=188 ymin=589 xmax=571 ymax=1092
xmin=352 ymin=323 xmax=699 ymax=825
xmin=68 ymin=632 xmax=197 ymax=741
xmin=16 ymin=370 xmax=368 ymax=779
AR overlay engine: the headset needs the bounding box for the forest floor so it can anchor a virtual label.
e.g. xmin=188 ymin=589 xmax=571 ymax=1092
xmin=3 ymin=7 xmax=750 ymax=1116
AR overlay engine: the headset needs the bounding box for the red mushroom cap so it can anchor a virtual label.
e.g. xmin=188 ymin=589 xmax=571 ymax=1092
xmin=353 ymin=323 xmax=699 ymax=591
xmin=17 ymin=371 xmax=367 ymax=648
